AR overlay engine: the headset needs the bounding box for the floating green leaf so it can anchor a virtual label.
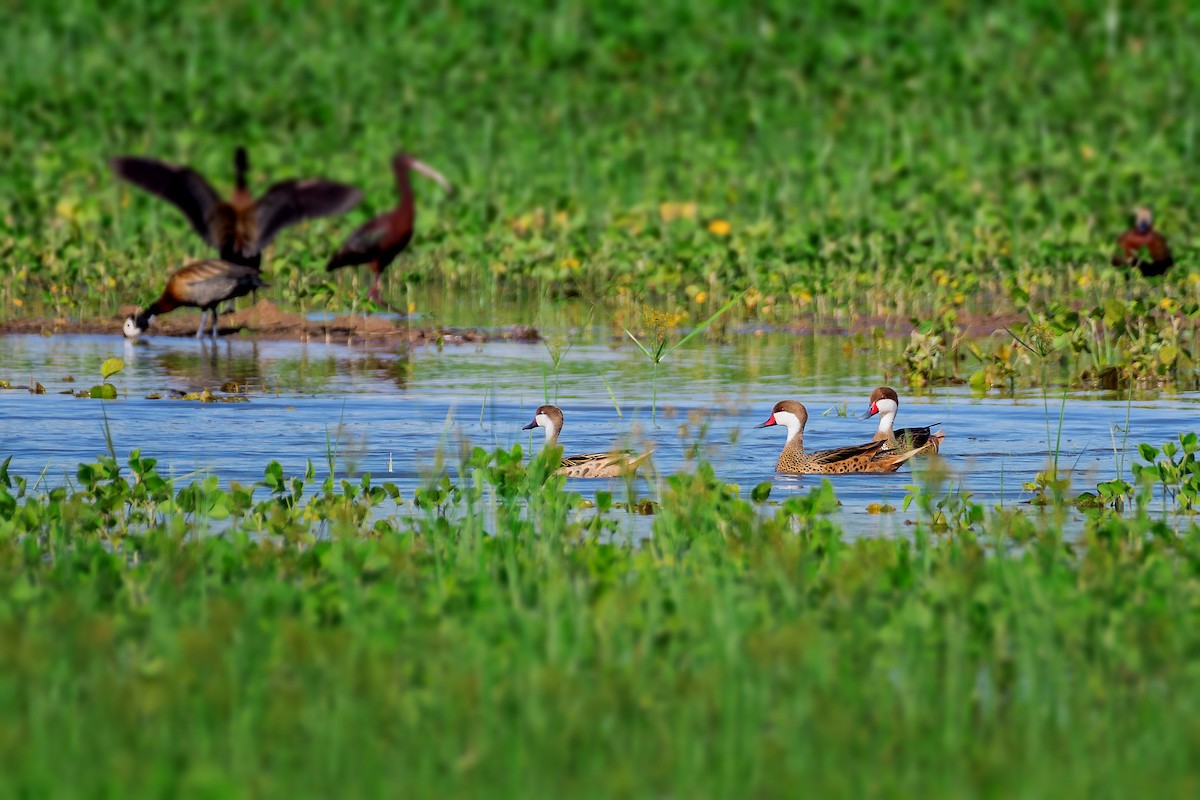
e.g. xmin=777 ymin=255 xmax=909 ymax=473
xmin=101 ymin=357 xmax=124 ymax=380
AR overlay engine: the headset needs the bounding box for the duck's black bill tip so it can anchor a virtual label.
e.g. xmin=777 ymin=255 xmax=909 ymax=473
xmin=858 ymin=410 xmax=875 ymax=420
xmin=522 ymin=420 xmax=538 ymax=430
xmin=754 ymin=419 xmax=775 ymax=428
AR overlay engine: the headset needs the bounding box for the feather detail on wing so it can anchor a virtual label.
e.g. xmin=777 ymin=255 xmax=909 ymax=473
xmin=808 ymin=439 xmax=886 ymax=465
xmin=255 ymin=179 xmax=363 ymax=249
xmin=326 ymin=217 xmax=390 ymax=270
xmin=110 ymin=157 xmax=222 ymax=244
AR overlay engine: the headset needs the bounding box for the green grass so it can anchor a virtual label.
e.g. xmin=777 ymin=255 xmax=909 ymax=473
xmin=2 ymin=0 xmax=1199 ymax=329
xmin=1 ymin=447 xmax=1200 ymax=797
xmin=5 ymin=2 xmax=1200 ymax=794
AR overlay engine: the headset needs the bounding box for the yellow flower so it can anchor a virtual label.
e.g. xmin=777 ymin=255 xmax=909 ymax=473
xmin=659 ymin=202 xmax=698 ymax=223
xmin=694 ymin=291 xmax=708 ymax=304
xmin=1080 ymin=144 xmax=1095 ymax=161
xmin=12 ymin=297 xmax=23 ymax=308
xmin=55 ymin=200 xmax=77 ymax=221
xmin=707 ymin=219 xmax=731 ymax=236
xmin=561 ymin=257 xmax=580 ymax=270
xmin=1077 ymin=273 xmax=1092 ymax=289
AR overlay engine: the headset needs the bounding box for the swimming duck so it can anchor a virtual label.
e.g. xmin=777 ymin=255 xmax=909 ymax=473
xmin=860 ymin=386 xmax=945 ymax=454
xmin=123 ymin=259 xmax=267 ymax=339
xmin=1112 ymin=207 xmax=1173 ymax=277
xmin=756 ymin=400 xmax=923 ymax=474
xmin=522 ymin=405 xmax=651 ymax=478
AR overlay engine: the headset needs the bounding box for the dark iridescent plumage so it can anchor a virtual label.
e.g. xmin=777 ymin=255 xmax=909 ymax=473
xmin=112 ymin=147 xmax=362 ymax=268
xmin=326 ymin=152 xmax=451 ymax=302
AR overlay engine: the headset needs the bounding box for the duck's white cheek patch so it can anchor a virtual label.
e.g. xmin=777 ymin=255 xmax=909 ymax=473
xmin=773 ymin=411 xmax=802 ymax=441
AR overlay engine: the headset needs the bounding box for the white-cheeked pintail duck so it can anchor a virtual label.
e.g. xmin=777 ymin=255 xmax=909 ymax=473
xmin=523 ymin=405 xmax=652 ymax=479
xmin=861 ymin=387 xmax=945 ymax=455
xmin=756 ymin=400 xmax=924 ymax=474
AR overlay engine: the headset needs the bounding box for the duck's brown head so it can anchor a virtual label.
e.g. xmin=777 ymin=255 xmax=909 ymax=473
xmin=523 ymin=405 xmax=564 ymax=441
xmin=1135 ymin=207 xmax=1154 ymax=235
xmin=862 ymin=386 xmax=900 ymax=419
xmin=756 ymin=400 xmax=808 ymax=441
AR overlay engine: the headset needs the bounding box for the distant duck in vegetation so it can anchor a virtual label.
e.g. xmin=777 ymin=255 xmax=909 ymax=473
xmin=111 ymin=146 xmax=362 ymax=269
xmin=1112 ymin=207 xmax=1173 ymax=277
xmin=522 ymin=405 xmax=652 ymax=478
xmin=123 ymin=260 xmax=267 ymax=339
xmin=756 ymin=400 xmax=925 ymax=474
xmin=326 ymin=152 xmax=452 ymax=303
xmin=860 ymin=386 xmax=945 ymax=455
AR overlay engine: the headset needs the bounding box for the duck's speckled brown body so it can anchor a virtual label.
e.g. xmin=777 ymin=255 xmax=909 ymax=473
xmin=862 ymin=386 xmax=946 ymax=457
xmin=523 ymin=405 xmax=651 ymax=478
xmin=758 ymin=400 xmax=924 ymax=475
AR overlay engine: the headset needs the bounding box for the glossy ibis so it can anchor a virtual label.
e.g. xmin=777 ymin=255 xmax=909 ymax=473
xmin=123 ymin=259 xmax=267 ymax=339
xmin=1112 ymin=207 xmax=1173 ymax=277
xmin=325 ymin=152 xmax=452 ymax=302
xmin=111 ymin=146 xmax=363 ymax=268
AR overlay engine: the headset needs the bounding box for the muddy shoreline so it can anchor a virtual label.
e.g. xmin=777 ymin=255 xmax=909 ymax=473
xmin=0 ymin=301 xmax=1028 ymax=344
xmin=0 ymin=300 xmax=542 ymax=345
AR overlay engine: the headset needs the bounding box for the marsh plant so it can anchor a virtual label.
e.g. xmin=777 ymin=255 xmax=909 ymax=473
xmin=2 ymin=444 xmax=1200 ymax=795
xmin=623 ymin=291 xmax=744 ymax=422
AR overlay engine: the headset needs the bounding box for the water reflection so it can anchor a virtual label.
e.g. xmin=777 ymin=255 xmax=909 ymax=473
xmin=0 ymin=332 xmax=1197 ymax=536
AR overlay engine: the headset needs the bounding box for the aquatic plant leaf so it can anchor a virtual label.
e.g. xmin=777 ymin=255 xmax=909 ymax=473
xmin=89 ymin=383 xmax=117 ymax=399
xmin=100 ymin=358 xmax=124 ymax=380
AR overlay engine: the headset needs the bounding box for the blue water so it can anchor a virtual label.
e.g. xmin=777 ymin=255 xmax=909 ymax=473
xmin=1 ymin=333 xmax=1196 ymax=536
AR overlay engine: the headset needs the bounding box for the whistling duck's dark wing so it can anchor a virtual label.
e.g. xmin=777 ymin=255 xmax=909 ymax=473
xmin=325 ymin=215 xmax=390 ymax=270
xmin=110 ymin=157 xmax=223 ymax=245
xmin=254 ymin=179 xmax=363 ymax=249
xmin=809 ymin=439 xmax=886 ymax=465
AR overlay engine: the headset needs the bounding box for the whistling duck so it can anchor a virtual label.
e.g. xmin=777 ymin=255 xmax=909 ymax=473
xmin=1112 ymin=207 xmax=1173 ymax=277
xmin=326 ymin=152 xmax=452 ymax=302
xmin=523 ymin=405 xmax=652 ymax=478
xmin=111 ymin=146 xmax=362 ymax=268
xmin=861 ymin=386 xmax=945 ymax=454
xmin=123 ymin=259 xmax=267 ymax=339
xmin=756 ymin=400 xmax=925 ymax=474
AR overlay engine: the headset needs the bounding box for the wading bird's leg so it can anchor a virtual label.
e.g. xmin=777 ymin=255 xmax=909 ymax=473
xmin=369 ymin=264 xmax=382 ymax=304
xmin=195 ymin=310 xmax=208 ymax=339
xmin=211 ymin=307 xmax=220 ymax=339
